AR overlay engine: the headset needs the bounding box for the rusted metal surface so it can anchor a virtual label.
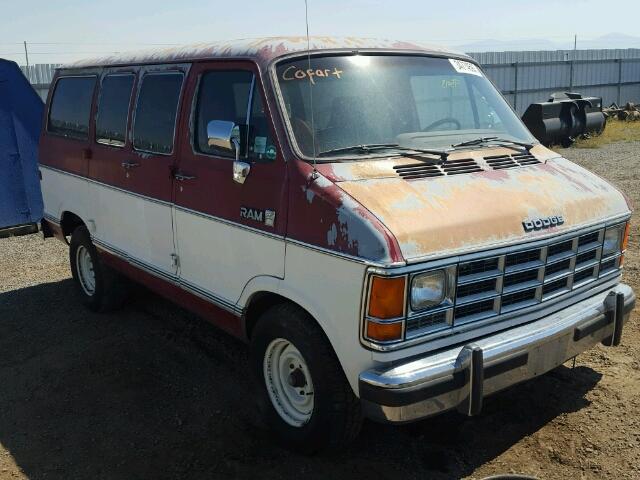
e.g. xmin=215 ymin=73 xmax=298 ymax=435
xmin=287 ymin=160 xmax=403 ymax=264
xmin=604 ymin=102 xmax=640 ymax=121
xmin=63 ymin=37 xmax=467 ymax=69
xmin=325 ymin=145 xmax=631 ymax=263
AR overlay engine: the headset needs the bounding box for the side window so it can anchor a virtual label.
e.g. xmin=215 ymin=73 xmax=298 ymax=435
xmin=96 ymin=74 xmax=135 ymax=147
xmin=47 ymin=76 xmax=96 ymax=140
xmin=248 ymin=87 xmax=276 ymax=162
xmin=194 ymin=70 xmax=276 ymax=161
xmin=133 ymin=72 xmax=184 ymax=154
xmin=194 ymin=70 xmax=253 ymax=157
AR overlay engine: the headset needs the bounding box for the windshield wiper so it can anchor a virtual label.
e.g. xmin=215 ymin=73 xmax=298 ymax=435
xmin=317 ymin=143 xmax=450 ymax=162
xmin=451 ymin=136 xmax=534 ymax=152
xmin=317 ymin=144 xmax=400 ymax=157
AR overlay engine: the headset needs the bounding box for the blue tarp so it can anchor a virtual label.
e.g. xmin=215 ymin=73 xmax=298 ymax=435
xmin=0 ymin=59 xmax=44 ymax=231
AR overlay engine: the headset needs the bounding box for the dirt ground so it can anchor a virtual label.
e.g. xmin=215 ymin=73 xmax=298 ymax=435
xmin=1 ymin=141 xmax=639 ymax=480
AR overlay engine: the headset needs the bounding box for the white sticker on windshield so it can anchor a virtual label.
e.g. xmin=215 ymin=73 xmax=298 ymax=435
xmin=449 ymin=59 xmax=483 ymax=77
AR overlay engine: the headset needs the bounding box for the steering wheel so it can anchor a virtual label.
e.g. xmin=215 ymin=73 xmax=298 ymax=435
xmin=422 ymin=117 xmax=462 ymax=132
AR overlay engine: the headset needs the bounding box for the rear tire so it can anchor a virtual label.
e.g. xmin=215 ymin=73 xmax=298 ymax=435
xmin=250 ymin=303 xmax=362 ymax=453
xmin=69 ymin=226 xmax=129 ymax=312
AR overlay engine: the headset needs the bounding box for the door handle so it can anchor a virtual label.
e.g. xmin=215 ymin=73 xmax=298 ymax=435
xmin=121 ymin=161 xmax=140 ymax=169
xmin=174 ymin=172 xmax=197 ymax=181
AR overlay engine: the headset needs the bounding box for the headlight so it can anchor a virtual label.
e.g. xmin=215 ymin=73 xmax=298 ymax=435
xmin=411 ymin=270 xmax=449 ymax=311
xmin=603 ymin=225 xmax=625 ymax=256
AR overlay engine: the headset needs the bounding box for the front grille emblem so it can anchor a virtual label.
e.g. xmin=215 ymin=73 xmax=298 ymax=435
xmin=523 ymin=215 xmax=564 ymax=232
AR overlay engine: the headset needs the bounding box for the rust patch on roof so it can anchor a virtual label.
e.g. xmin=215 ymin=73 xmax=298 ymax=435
xmin=63 ymin=37 xmax=468 ymax=69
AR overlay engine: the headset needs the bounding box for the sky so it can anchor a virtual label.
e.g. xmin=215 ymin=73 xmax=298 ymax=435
xmin=2 ymin=0 xmax=640 ymax=65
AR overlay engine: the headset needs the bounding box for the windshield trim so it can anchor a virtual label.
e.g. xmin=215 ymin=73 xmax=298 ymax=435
xmin=268 ymin=51 xmax=530 ymax=163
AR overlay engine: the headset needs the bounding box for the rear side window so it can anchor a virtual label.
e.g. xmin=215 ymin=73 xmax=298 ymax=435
xmin=48 ymin=76 xmax=96 ymax=140
xmin=195 ymin=70 xmax=276 ymax=161
xmin=133 ymin=72 xmax=184 ymax=154
xmin=96 ymin=74 xmax=135 ymax=147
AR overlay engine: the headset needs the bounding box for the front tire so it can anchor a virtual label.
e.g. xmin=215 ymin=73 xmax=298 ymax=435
xmin=69 ymin=226 xmax=129 ymax=312
xmin=250 ymin=303 xmax=362 ymax=452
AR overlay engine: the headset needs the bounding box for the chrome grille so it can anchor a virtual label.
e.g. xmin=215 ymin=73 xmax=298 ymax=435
xmin=452 ymin=227 xmax=615 ymax=324
xmin=405 ymin=226 xmax=623 ymax=337
xmin=406 ymin=310 xmax=448 ymax=332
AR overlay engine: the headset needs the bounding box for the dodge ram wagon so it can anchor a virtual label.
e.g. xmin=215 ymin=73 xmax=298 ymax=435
xmin=40 ymin=37 xmax=635 ymax=451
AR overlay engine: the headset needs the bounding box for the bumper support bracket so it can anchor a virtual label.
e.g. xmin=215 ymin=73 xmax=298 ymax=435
xmin=457 ymin=344 xmax=484 ymax=416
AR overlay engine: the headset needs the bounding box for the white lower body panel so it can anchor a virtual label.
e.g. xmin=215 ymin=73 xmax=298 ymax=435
xmin=91 ymin=184 xmax=176 ymax=277
xmin=174 ymin=207 xmax=285 ymax=306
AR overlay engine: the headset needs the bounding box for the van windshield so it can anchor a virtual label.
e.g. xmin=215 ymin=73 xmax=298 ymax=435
xmin=275 ymin=55 xmax=536 ymax=160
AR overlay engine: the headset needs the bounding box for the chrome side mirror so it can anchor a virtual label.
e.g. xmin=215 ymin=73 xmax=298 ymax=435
xmin=207 ymin=120 xmax=238 ymax=153
xmin=207 ymin=120 xmax=250 ymax=184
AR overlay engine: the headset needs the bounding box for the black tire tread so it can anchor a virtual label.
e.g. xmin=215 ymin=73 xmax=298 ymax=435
xmin=250 ymin=302 xmax=362 ymax=452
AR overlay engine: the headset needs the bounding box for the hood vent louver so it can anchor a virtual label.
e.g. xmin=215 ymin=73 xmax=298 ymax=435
xmin=394 ymin=158 xmax=482 ymax=180
xmin=484 ymin=153 xmax=542 ymax=170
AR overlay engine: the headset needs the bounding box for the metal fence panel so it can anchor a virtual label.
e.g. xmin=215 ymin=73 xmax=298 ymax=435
xmin=621 ymin=59 xmax=640 ymax=84
xmin=621 ymin=84 xmax=640 ymax=105
xmin=483 ymin=65 xmax=515 ymax=91
xmin=469 ymin=48 xmax=640 ymax=64
xmin=19 ymin=64 xmax=59 ymax=85
xmin=573 ymin=61 xmax=619 ymax=86
xmin=472 ymin=50 xmax=640 ymax=113
xmin=518 ymin=63 xmax=571 ymax=90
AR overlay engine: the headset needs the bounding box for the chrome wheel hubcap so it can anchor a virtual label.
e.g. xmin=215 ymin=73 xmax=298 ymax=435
xmin=76 ymin=245 xmax=96 ymax=296
xmin=263 ymin=338 xmax=314 ymax=427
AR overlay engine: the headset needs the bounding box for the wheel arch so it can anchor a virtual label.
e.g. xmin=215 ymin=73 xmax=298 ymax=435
xmin=243 ymin=290 xmax=291 ymax=340
xmin=242 ymin=289 xmax=342 ymax=363
xmin=241 ymin=284 xmax=367 ymax=397
xmin=60 ymin=211 xmax=86 ymax=237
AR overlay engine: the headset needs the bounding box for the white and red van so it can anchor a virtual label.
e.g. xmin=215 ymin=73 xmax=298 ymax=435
xmin=40 ymin=37 xmax=635 ymax=451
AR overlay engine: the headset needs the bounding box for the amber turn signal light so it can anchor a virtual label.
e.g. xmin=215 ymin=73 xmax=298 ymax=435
xmin=622 ymin=222 xmax=630 ymax=251
xmin=366 ymin=320 xmax=403 ymax=342
xmin=367 ymin=275 xmax=406 ymax=319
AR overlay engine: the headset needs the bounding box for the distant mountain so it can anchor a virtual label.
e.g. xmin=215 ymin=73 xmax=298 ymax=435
xmin=456 ymin=38 xmax=563 ymax=52
xmin=456 ymin=33 xmax=640 ymax=52
xmin=579 ymin=33 xmax=640 ymax=49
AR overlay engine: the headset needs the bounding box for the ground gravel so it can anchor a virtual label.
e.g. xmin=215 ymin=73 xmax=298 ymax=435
xmin=0 ymin=142 xmax=638 ymax=480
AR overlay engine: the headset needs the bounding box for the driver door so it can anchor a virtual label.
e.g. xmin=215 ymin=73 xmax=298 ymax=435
xmin=173 ymin=61 xmax=287 ymax=309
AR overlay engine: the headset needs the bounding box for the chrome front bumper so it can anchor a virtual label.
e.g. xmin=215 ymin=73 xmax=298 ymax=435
xmin=359 ymin=283 xmax=635 ymax=423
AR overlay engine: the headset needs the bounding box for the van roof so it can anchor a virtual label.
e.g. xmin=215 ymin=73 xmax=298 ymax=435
xmin=62 ymin=36 xmax=469 ymax=69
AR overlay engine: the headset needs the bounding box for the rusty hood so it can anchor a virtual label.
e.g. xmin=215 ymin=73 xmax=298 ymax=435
xmin=322 ymin=146 xmax=631 ymax=263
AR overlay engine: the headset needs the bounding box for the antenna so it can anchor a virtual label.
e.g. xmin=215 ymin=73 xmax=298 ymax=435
xmin=304 ymin=0 xmax=318 ymax=179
